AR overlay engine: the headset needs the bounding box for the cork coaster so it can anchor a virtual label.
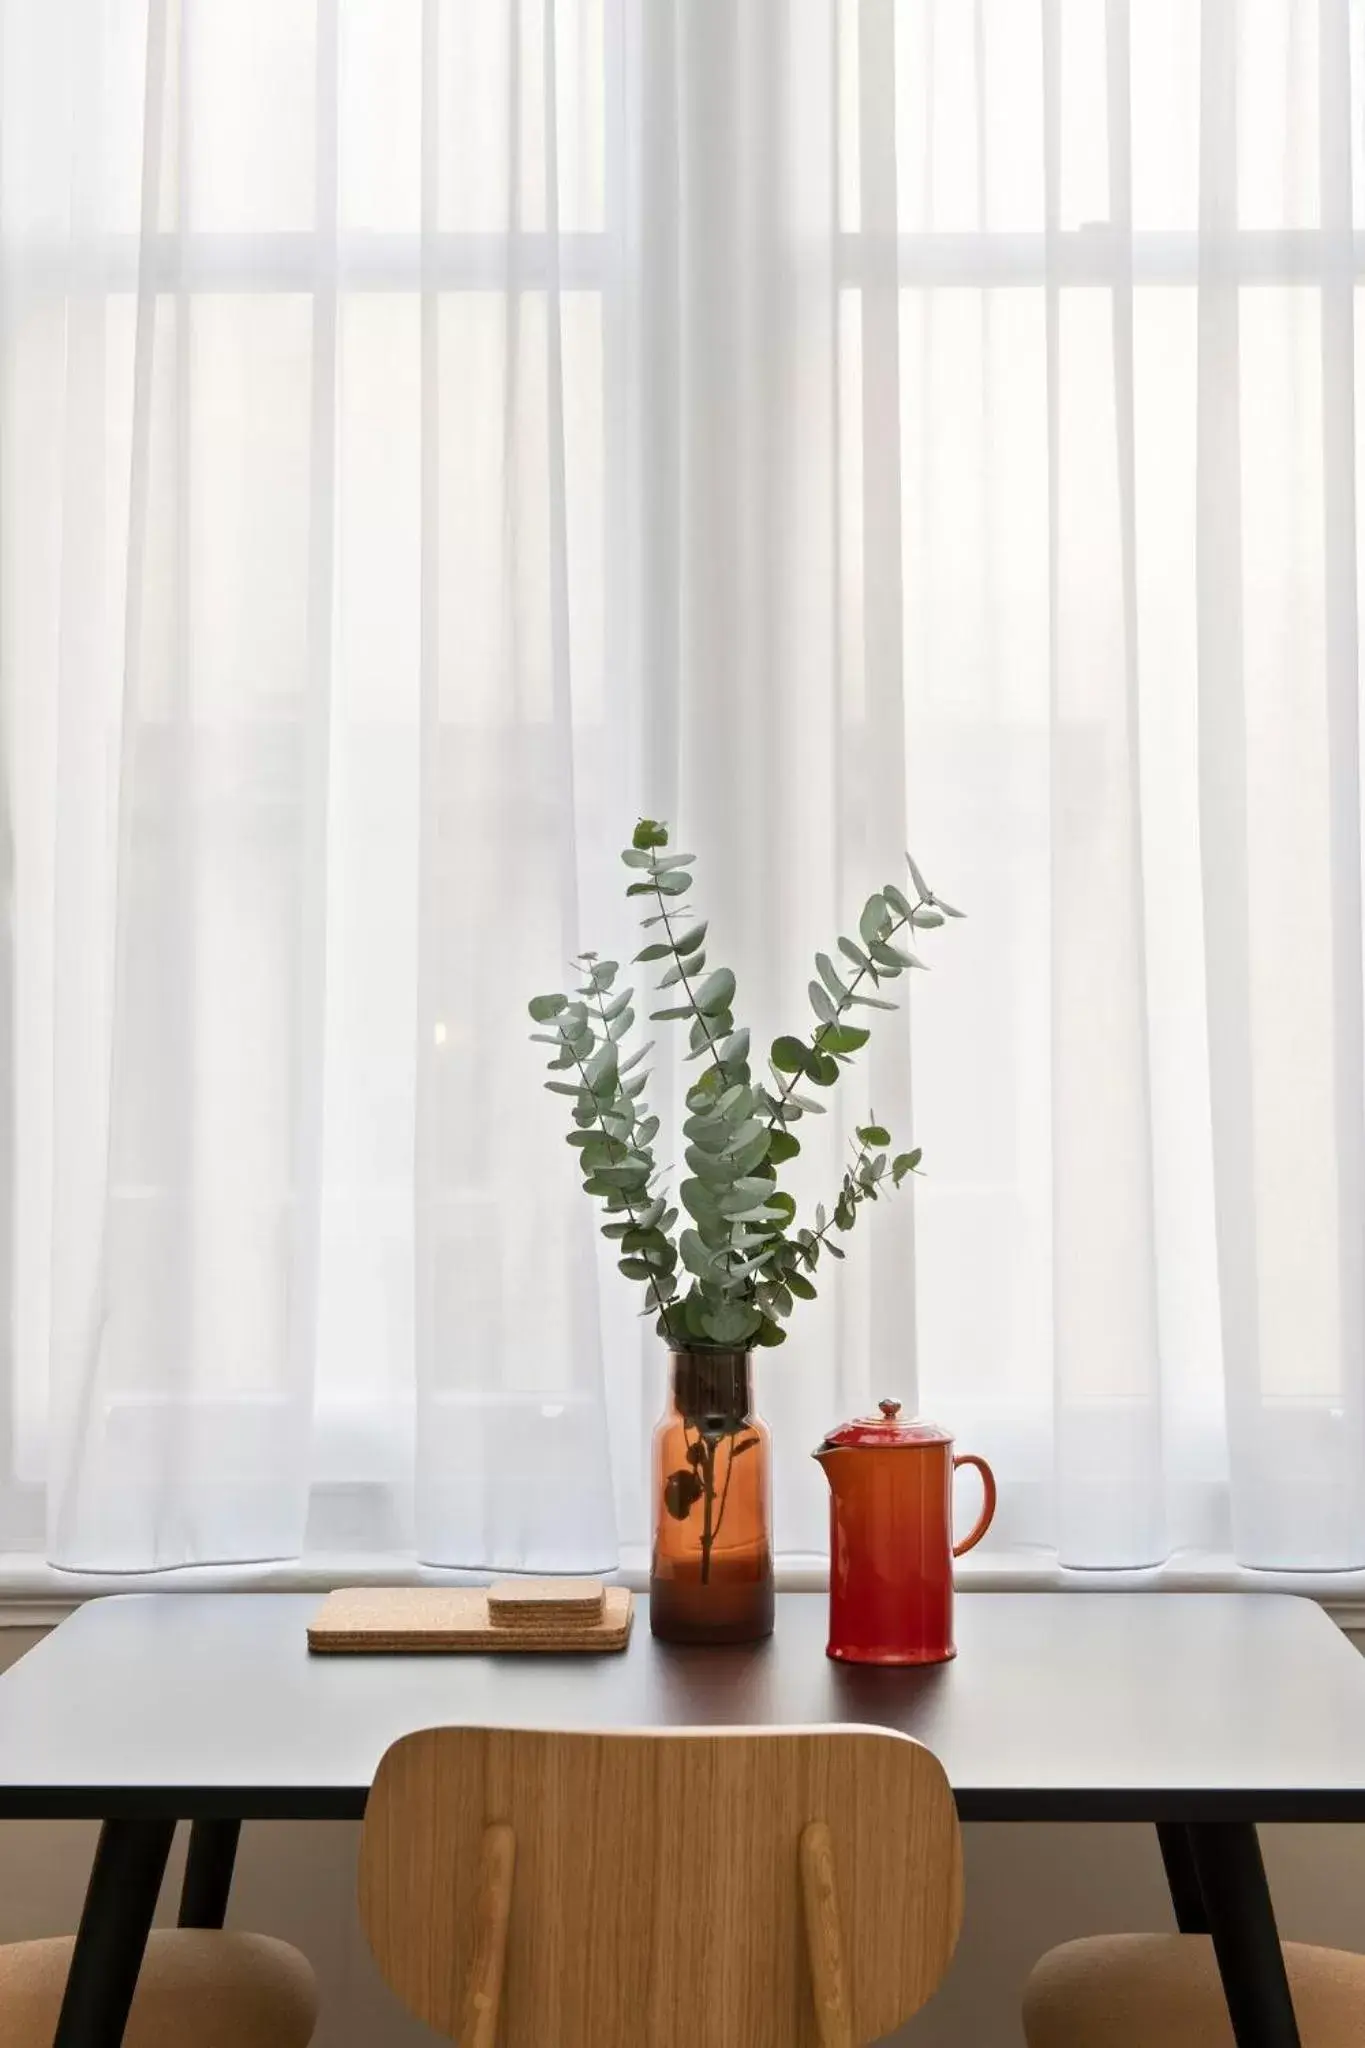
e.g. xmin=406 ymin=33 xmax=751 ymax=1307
xmin=487 ymin=1578 xmax=605 ymax=1627
xmin=307 ymin=1584 xmax=633 ymax=1655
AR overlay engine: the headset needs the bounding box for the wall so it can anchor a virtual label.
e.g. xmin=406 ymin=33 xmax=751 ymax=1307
xmin=2 ymin=1624 xmax=1363 ymax=2046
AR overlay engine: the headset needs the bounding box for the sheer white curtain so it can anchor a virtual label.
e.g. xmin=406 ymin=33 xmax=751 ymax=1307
xmin=2 ymin=0 xmax=1362 ymax=1575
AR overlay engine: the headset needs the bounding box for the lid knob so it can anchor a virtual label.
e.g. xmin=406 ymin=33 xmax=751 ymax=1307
xmin=878 ymin=1398 xmax=902 ymax=1421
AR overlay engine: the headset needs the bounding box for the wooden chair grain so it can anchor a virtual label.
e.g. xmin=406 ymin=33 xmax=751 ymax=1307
xmin=358 ymin=1724 xmax=962 ymax=2048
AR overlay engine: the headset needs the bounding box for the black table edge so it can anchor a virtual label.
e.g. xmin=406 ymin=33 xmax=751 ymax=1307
xmin=5 ymin=1785 xmax=1365 ymax=1824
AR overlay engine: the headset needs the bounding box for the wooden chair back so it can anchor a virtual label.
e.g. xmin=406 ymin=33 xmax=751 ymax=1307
xmin=358 ymin=1723 xmax=962 ymax=2048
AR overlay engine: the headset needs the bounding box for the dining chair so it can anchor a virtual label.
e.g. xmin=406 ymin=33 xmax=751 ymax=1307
xmin=1023 ymin=1934 xmax=1365 ymax=2046
xmin=0 ymin=1929 xmax=318 ymax=2046
xmin=358 ymin=1722 xmax=963 ymax=2048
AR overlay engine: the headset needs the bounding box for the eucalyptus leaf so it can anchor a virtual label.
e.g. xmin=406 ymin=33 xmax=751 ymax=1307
xmin=659 ymin=952 xmax=704 ymax=987
xmin=816 ymin=953 xmax=849 ymax=1003
xmin=702 ymin=1302 xmax=762 ymax=1346
xmin=650 ymin=1003 xmax=694 ymax=1021
xmin=808 ymin=980 xmax=837 ymax=1026
xmin=528 ymin=994 xmax=567 ymax=1022
xmin=679 ymin=1229 xmax=719 ymax=1281
xmin=817 ymin=1023 xmax=870 ymax=1055
xmin=622 ymin=1227 xmax=673 ymax=1256
xmin=767 ymin=1129 xmax=801 ymax=1165
xmin=685 ymin=1145 xmax=738 ymax=1187
xmin=593 ymin=1160 xmax=653 ymax=1189
xmin=680 ymin=1178 xmax=724 ymax=1228
xmin=859 ymin=893 xmax=891 ymax=946
xmin=771 ymin=1035 xmax=809 ymax=1074
xmin=635 ymin=942 xmax=671 ymax=962
xmin=682 ymin=1115 xmax=731 ymax=1154
xmin=838 ymin=936 xmax=872 ymax=973
xmin=911 ymin=906 xmax=945 ymax=928
xmin=695 ymin=967 xmax=736 ymax=1015
xmin=652 ymin=870 xmax=692 ymax=897
xmin=584 ymin=1042 xmax=618 ymax=1095
xmin=577 ymin=1137 xmax=626 ymax=1171
xmin=729 ymin=1128 xmax=773 ymax=1176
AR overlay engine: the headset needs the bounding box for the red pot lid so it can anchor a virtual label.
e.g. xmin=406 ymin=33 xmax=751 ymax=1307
xmin=818 ymin=1398 xmax=954 ymax=1449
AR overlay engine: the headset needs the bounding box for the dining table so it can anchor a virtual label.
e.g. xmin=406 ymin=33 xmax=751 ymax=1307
xmin=1 ymin=1587 xmax=1362 ymax=2047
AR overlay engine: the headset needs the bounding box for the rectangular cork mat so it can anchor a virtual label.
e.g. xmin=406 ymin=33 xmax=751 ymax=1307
xmin=307 ymin=1582 xmax=634 ymax=1655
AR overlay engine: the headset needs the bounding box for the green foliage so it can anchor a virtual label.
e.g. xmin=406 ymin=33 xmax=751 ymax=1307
xmin=528 ymin=822 xmax=960 ymax=1353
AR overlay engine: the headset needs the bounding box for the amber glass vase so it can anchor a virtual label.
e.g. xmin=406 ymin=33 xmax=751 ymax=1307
xmin=649 ymin=1347 xmax=774 ymax=1645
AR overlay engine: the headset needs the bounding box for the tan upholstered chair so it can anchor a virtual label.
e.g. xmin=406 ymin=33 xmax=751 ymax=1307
xmin=358 ymin=1723 xmax=963 ymax=2048
xmin=1023 ymin=1933 xmax=1365 ymax=2047
xmin=0 ymin=1929 xmax=318 ymax=2047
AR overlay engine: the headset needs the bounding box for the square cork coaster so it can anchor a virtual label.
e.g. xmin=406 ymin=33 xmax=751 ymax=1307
xmin=307 ymin=1583 xmax=632 ymax=1655
xmin=487 ymin=1578 xmax=605 ymax=1627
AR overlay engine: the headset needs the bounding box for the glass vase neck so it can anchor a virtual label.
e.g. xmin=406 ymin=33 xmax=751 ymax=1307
xmin=666 ymin=1347 xmax=754 ymax=1425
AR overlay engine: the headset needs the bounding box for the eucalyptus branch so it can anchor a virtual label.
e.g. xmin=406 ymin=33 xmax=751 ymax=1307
xmin=759 ymin=865 xmax=947 ymax=1146
xmin=565 ymin=1043 xmax=672 ymax=1322
xmin=529 ymin=820 xmax=961 ymax=1358
xmin=650 ymin=885 xmax=729 ymax=1082
xmin=793 ymin=1125 xmax=923 ymax=1274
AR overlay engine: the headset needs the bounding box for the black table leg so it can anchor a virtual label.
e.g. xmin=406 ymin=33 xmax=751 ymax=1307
xmin=54 ymin=1816 xmax=176 ymax=2048
xmin=178 ymin=1818 xmax=241 ymax=1928
xmin=1157 ymin=1819 xmax=1209 ymax=1932
xmin=1185 ymin=1821 xmax=1301 ymax=2048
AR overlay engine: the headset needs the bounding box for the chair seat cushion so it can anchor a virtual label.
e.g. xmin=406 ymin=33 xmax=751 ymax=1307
xmin=1024 ymin=1933 xmax=1365 ymax=2048
xmin=0 ymin=1928 xmax=317 ymax=2047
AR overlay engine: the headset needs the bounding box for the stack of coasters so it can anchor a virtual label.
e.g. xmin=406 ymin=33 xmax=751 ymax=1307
xmin=307 ymin=1578 xmax=633 ymax=1654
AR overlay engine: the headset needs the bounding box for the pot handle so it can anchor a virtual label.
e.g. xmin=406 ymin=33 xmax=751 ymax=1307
xmin=952 ymin=1453 xmax=997 ymax=1557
